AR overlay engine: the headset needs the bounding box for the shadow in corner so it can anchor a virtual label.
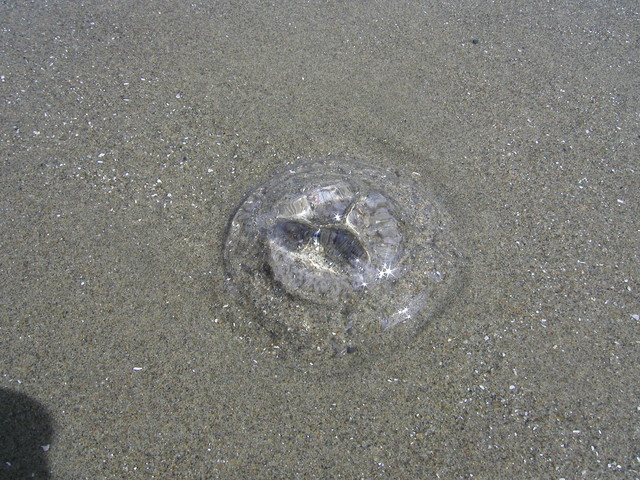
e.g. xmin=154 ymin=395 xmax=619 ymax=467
xmin=0 ymin=387 xmax=53 ymax=480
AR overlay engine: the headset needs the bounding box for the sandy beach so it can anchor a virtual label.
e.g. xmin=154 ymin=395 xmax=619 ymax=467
xmin=1 ymin=1 xmax=638 ymax=478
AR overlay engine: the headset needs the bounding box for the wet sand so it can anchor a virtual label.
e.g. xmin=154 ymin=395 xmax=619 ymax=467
xmin=1 ymin=1 xmax=638 ymax=478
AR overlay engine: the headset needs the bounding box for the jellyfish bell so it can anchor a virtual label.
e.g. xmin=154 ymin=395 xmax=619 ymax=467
xmin=224 ymin=157 xmax=461 ymax=357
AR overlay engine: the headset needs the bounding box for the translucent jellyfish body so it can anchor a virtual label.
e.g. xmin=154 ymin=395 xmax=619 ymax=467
xmin=224 ymin=157 xmax=461 ymax=356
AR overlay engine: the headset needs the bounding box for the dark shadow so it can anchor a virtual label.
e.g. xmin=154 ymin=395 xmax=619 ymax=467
xmin=0 ymin=388 xmax=53 ymax=480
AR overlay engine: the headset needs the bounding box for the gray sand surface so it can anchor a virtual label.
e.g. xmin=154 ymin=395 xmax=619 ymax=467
xmin=1 ymin=1 xmax=638 ymax=478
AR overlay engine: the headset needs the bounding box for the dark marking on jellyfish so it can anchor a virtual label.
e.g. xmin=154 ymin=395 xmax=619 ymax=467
xmin=275 ymin=220 xmax=367 ymax=268
xmin=317 ymin=227 xmax=368 ymax=266
xmin=274 ymin=220 xmax=314 ymax=251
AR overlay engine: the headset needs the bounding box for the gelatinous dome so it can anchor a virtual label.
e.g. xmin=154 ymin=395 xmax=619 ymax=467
xmin=224 ymin=157 xmax=461 ymax=356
